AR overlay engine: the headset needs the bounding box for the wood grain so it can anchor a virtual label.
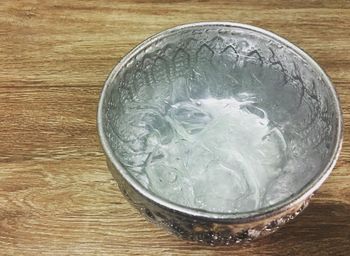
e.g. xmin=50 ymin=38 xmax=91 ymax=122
xmin=0 ymin=1 xmax=349 ymax=255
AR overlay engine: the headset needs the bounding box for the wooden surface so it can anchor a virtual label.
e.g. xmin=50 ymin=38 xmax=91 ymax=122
xmin=0 ymin=1 xmax=349 ymax=255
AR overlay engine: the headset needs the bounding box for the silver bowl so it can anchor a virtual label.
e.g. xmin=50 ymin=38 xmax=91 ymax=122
xmin=97 ymin=22 xmax=343 ymax=245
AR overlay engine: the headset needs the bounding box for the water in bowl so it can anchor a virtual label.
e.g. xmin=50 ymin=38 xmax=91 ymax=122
xmin=113 ymin=62 xmax=311 ymax=213
xmin=147 ymin=96 xmax=287 ymax=212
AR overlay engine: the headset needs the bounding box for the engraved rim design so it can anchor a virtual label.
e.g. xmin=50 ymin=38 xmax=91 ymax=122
xmin=97 ymin=22 xmax=343 ymax=222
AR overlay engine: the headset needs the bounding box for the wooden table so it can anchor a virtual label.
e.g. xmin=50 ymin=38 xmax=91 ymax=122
xmin=1 ymin=1 xmax=349 ymax=255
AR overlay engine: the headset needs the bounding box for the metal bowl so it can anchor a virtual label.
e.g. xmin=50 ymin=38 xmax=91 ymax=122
xmin=97 ymin=22 xmax=343 ymax=245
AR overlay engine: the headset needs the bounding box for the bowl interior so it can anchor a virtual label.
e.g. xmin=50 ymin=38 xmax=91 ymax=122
xmin=100 ymin=23 xmax=341 ymax=214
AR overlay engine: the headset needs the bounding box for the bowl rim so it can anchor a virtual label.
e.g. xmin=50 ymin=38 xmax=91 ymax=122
xmin=97 ymin=22 xmax=343 ymax=222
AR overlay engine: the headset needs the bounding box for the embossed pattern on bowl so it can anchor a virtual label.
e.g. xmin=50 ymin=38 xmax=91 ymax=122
xmin=97 ymin=22 xmax=343 ymax=245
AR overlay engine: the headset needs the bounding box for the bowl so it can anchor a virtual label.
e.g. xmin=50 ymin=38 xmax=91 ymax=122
xmin=97 ymin=22 xmax=343 ymax=245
